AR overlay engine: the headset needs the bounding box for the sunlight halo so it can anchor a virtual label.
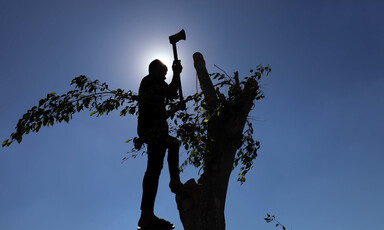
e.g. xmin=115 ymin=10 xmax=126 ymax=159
xmin=141 ymin=46 xmax=174 ymax=82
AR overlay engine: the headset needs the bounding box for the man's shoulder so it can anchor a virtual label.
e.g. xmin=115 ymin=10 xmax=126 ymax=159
xmin=140 ymin=74 xmax=166 ymax=88
xmin=140 ymin=74 xmax=151 ymax=83
xmin=139 ymin=75 xmax=152 ymax=89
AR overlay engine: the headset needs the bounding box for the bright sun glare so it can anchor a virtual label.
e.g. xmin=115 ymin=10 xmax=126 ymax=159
xmin=141 ymin=46 xmax=174 ymax=80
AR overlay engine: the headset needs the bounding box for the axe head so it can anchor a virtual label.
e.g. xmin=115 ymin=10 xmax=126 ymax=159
xmin=169 ymin=29 xmax=186 ymax=44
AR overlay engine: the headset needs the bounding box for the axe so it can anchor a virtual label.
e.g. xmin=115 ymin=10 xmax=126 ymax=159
xmin=169 ymin=29 xmax=186 ymax=103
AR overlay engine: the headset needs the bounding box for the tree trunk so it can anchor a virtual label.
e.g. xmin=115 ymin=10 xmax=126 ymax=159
xmin=192 ymin=52 xmax=259 ymax=230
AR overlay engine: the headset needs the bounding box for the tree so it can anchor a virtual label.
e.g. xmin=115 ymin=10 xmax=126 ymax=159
xmin=3 ymin=52 xmax=270 ymax=230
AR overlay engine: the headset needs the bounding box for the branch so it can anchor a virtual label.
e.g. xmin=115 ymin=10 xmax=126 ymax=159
xmin=193 ymin=52 xmax=217 ymax=110
xmin=264 ymin=213 xmax=287 ymax=230
xmin=3 ymin=75 xmax=138 ymax=147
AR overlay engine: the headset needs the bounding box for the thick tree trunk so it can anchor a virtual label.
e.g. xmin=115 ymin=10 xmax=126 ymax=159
xmin=196 ymin=109 xmax=253 ymax=230
xmin=192 ymin=52 xmax=259 ymax=230
xmin=196 ymin=128 xmax=237 ymax=230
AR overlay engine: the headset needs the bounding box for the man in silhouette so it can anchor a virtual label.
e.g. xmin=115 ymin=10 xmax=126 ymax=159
xmin=137 ymin=59 xmax=184 ymax=229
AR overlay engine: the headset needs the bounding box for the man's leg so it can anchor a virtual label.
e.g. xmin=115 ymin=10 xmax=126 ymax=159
xmin=139 ymin=141 xmax=166 ymax=224
xmin=166 ymin=135 xmax=183 ymax=193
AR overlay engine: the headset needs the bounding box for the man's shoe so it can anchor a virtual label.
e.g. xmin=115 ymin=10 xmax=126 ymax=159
xmin=138 ymin=215 xmax=175 ymax=230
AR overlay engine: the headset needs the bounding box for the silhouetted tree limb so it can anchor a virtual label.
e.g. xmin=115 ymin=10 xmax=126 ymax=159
xmin=2 ymin=76 xmax=138 ymax=147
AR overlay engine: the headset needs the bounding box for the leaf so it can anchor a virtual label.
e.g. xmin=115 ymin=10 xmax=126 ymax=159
xmin=264 ymin=218 xmax=272 ymax=223
xmin=2 ymin=140 xmax=10 ymax=147
xmin=128 ymin=107 xmax=136 ymax=115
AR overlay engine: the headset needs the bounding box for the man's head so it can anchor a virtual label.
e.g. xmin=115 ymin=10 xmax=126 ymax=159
xmin=149 ymin=59 xmax=168 ymax=79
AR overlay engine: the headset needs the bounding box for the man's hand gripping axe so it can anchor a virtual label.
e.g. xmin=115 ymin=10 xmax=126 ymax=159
xmin=169 ymin=29 xmax=186 ymax=104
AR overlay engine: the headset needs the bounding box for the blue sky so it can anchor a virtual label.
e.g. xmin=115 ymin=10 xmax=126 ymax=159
xmin=1 ymin=0 xmax=383 ymax=229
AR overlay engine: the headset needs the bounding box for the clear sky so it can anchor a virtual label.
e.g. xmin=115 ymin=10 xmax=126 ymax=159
xmin=1 ymin=0 xmax=383 ymax=230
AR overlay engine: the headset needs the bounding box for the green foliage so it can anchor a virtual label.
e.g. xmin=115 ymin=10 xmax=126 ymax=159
xmin=2 ymin=75 xmax=138 ymax=147
xmin=3 ymin=64 xmax=271 ymax=184
xmin=170 ymin=64 xmax=271 ymax=184
xmin=234 ymin=121 xmax=260 ymax=184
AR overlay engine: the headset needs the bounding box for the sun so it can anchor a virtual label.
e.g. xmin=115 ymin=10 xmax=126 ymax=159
xmin=141 ymin=46 xmax=174 ymax=80
xmin=146 ymin=53 xmax=173 ymax=71
xmin=157 ymin=54 xmax=173 ymax=70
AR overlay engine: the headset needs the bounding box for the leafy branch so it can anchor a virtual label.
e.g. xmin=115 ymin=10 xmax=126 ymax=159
xmin=265 ymin=213 xmax=287 ymax=230
xmin=2 ymin=75 xmax=138 ymax=147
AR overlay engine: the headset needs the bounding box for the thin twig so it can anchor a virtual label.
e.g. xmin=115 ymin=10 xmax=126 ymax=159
xmin=214 ymin=64 xmax=235 ymax=84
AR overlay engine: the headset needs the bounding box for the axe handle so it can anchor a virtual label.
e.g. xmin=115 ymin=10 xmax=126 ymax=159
xmin=178 ymin=77 xmax=184 ymax=102
xmin=171 ymin=43 xmax=184 ymax=103
xmin=172 ymin=43 xmax=178 ymax=61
